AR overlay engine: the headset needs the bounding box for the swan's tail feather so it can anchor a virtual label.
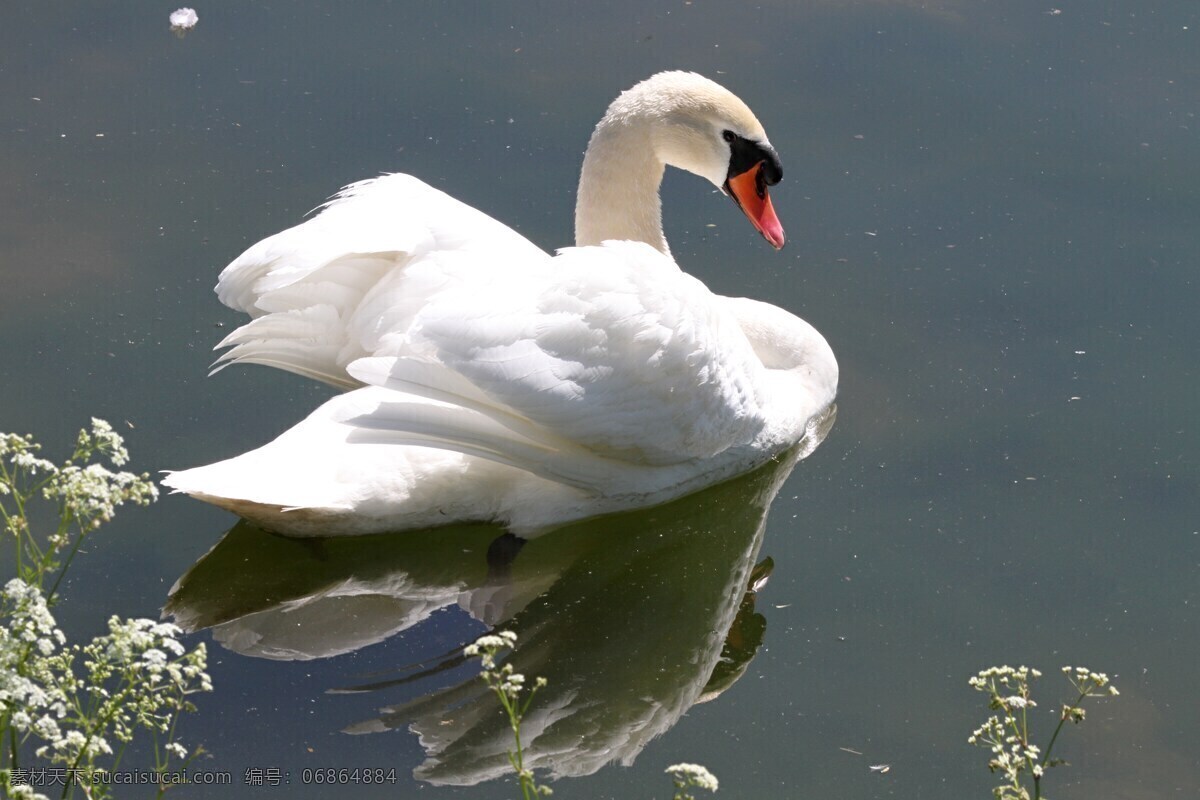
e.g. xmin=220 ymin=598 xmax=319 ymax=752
xmin=160 ymin=466 xmax=353 ymax=514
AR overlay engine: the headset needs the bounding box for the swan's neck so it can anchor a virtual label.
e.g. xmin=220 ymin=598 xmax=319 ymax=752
xmin=574 ymin=116 xmax=670 ymax=255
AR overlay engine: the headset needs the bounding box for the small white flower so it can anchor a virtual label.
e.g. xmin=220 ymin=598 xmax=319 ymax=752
xmin=471 ymin=634 xmax=511 ymax=650
xmin=160 ymin=637 xmax=186 ymax=656
xmin=11 ymin=451 xmax=58 ymax=474
xmin=8 ymin=783 xmax=52 ymax=800
xmin=142 ymin=647 xmax=168 ymax=667
xmin=666 ymin=763 xmax=719 ymax=793
xmin=32 ymin=714 xmax=62 ymax=741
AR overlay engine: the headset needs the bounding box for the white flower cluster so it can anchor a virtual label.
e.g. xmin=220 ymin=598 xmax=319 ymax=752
xmin=967 ymin=665 xmax=1049 ymax=798
xmin=1 ymin=421 xmax=158 ymax=543
xmin=77 ymin=418 xmax=129 ymax=467
xmin=0 ymin=579 xmax=70 ymax=735
xmin=1 ymin=579 xmax=211 ymax=782
xmin=78 ymin=616 xmax=212 ymax=748
xmin=967 ymin=713 xmax=1041 ymax=789
xmin=968 ymin=663 xmax=1120 ymax=799
xmin=1058 ymin=666 xmax=1119 ymax=723
xmin=463 ymin=630 xmax=548 ymax=701
xmin=4 ymin=783 xmax=50 ymax=800
xmin=968 ymin=664 xmax=1042 ymax=692
xmin=2 ymin=437 xmax=57 ymax=477
xmin=1 ymin=421 xmax=207 ymax=793
xmin=0 ymin=434 xmax=56 ymax=513
xmin=463 ymin=630 xmax=553 ymax=796
xmin=1061 ymin=665 xmax=1119 ymax=697
xmin=463 ymin=629 xmax=517 ymax=671
xmin=50 ymin=462 xmax=158 ymax=529
xmin=666 ymin=763 xmax=720 ymax=797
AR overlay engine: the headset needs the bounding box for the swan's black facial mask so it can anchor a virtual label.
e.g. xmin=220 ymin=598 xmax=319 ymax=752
xmin=722 ymin=133 xmax=785 ymax=249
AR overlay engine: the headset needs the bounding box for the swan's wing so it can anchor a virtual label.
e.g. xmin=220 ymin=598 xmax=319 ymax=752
xmin=350 ymin=240 xmax=768 ymax=467
xmin=212 ymin=174 xmax=547 ymax=387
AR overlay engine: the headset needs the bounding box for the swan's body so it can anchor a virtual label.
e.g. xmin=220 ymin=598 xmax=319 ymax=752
xmin=165 ymin=72 xmax=837 ymax=536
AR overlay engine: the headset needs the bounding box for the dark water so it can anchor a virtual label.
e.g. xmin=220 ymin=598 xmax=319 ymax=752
xmin=1 ymin=2 xmax=1197 ymax=798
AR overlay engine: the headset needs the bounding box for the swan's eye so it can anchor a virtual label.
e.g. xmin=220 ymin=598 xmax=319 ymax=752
xmin=722 ymin=130 xmax=735 ymax=143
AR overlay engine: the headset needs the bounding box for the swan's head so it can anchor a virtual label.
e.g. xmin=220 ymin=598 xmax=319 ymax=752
xmin=603 ymin=71 xmax=786 ymax=249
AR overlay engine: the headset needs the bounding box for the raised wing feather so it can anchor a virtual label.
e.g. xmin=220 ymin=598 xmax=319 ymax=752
xmin=212 ymin=174 xmax=545 ymax=386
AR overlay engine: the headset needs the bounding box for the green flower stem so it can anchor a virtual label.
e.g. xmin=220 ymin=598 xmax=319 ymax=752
xmin=1020 ymin=700 xmax=1037 ymax=799
xmin=153 ymin=707 xmax=183 ymax=798
xmin=63 ymin=682 xmax=137 ymax=799
xmin=490 ymin=677 xmax=533 ymax=800
xmin=463 ymin=632 xmax=551 ymax=799
xmin=1040 ymin=687 xmax=1089 ymax=768
xmin=44 ymin=522 xmax=86 ymax=605
xmin=6 ymin=715 xmax=17 ymax=770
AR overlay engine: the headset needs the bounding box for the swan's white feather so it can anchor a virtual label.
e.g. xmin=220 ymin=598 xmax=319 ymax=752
xmin=166 ymin=73 xmax=839 ymax=536
xmin=407 ymin=240 xmax=766 ymax=464
xmin=212 ymin=175 xmax=543 ymax=386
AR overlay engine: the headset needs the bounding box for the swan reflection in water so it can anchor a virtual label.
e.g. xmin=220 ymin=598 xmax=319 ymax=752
xmin=166 ymin=406 xmax=832 ymax=785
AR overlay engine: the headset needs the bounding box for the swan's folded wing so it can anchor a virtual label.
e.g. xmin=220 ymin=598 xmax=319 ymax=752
xmin=211 ymin=174 xmax=546 ymax=387
xmin=355 ymin=241 xmax=769 ymax=466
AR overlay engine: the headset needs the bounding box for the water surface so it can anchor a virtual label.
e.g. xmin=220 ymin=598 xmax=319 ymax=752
xmin=1 ymin=2 xmax=1196 ymax=798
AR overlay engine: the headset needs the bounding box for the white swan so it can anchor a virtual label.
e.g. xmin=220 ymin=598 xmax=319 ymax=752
xmin=164 ymin=71 xmax=838 ymax=536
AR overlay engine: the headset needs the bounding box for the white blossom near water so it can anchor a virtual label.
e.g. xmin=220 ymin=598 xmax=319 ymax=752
xmin=465 ymin=630 xmax=715 ymax=799
xmin=463 ymin=629 xmax=518 ymax=672
xmin=968 ymin=663 xmax=1119 ymax=800
xmin=1 ymin=421 xmax=210 ymax=794
xmin=464 ymin=631 xmax=553 ymax=798
xmin=1 ymin=419 xmax=157 ymax=559
xmin=666 ymin=763 xmax=720 ymax=798
xmin=1 ymin=578 xmax=211 ymax=781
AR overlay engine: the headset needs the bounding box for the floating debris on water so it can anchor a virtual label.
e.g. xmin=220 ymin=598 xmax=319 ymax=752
xmin=170 ymin=7 xmax=199 ymax=37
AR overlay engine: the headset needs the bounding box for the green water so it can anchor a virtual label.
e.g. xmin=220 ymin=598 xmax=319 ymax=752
xmin=1 ymin=2 xmax=1196 ymax=797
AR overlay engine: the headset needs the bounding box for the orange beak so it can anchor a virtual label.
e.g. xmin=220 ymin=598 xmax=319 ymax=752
xmin=725 ymin=161 xmax=785 ymax=250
